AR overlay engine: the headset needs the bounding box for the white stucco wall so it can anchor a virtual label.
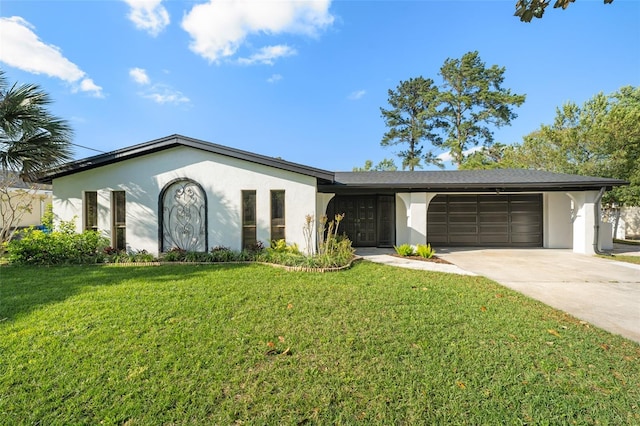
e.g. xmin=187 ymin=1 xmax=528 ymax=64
xmin=2 ymin=189 xmax=52 ymax=228
xmin=566 ymin=190 xmax=611 ymax=254
xmin=52 ymin=146 xmax=319 ymax=255
xmin=395 ymin=193 xmax=435 ymax=246
xmin=543 ymin=192 xmax=572 ymax=249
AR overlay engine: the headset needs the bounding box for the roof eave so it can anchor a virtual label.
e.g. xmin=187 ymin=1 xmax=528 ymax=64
xmin=35 ymin=135 xmax=335 ymax=184
xmin=319 ymin=180 xmax=628 ymax=193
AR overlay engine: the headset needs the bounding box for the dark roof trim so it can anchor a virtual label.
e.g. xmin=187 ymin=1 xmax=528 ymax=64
xmin=35 ymin=134 xmax=335 ymax=184
xmin=318 ymin=170 xmax=628 ymax=193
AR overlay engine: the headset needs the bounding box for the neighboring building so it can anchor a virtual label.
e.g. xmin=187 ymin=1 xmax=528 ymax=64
xmin=606 ymin=206 xmax=640 ymax=240
xmin=36 ymin=135 xmax=628 ymax=255
xmin=1 ymin=171 xmax=52 ymax=236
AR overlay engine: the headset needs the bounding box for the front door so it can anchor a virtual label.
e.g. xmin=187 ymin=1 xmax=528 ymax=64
xmin=328 ymin=195 xmax=395 ymax=247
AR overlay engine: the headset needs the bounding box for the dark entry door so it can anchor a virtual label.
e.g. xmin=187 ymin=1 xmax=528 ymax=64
xmin=427 ymin=194 xmax=542 ymax=247
xmin=334 ymin=197 xmax=377 ymax=246
xmin=328 ymin=195 xmax=395 ymax=247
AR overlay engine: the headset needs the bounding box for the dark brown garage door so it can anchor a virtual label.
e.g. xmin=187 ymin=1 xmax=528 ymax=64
xmin=427 ymin=194 xmax=542 ymax=247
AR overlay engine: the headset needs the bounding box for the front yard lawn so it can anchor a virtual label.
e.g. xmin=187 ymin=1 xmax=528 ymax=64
xmin=1 ymin=262 xmax=639 ymax=424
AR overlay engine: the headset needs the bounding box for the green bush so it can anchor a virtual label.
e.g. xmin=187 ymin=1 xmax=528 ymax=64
xmin=269 ymin=239 xmax=300 ymax=254
xmin=209 ymin=246 xmax=237 ymax=262
xmin=160 ymin=248 xmax=187 ymax=262
xmin=415 ymin=243 xmax=436 ymax=259
xmin=394 ymin=243 xmax=415 ymax=257
xmin=107 ymin=249 xmax=157 ymax=263
xmin=6 ymin=227 xmax=109 ymax=265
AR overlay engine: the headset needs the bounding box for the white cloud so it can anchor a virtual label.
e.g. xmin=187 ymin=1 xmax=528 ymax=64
xmin=129 ymin=67 xmax=150 ymax=85
xmin=181 ymin=0 xmax=334 ymax=63
xmin=267 ymin=74 xmax=283 ymax=83
xmin=437 ymin=146 xmax=484 ymax=163
xmin=142 ymin=86 xmax=190 ymax=105
xmin=238 ymin=45 xmax=297 ymax=65
xmin=0 ymin=16 xmax=103 ymax=97
xmin=348 ymin=89 xmax=366 ymax=100
xmin=129 ymin=68 xmax=189 ymax=105
xmin=122 ymin=0 xmax=170 ymax=36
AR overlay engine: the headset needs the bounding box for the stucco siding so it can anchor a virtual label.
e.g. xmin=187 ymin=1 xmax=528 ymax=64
xmin=543 ymin=192 xmax=572 ymax=249
xmin=52 ymin=146 xmax=318 ymax=255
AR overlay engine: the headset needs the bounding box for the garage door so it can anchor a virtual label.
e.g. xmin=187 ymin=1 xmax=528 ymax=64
xmin=427 ymin=194 xmax=542 ymax=247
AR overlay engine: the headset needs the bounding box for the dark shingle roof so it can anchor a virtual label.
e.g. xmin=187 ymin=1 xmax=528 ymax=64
xmin=319 ymin=169 xmax=628 ymax=193
xmin=34 ymin=134 xmax=628 ymax=193
xmin=35 ymin=134 xmax=335 ymax=184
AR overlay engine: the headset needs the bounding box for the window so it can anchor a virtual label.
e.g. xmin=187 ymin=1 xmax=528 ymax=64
xmin=112 ymin=191 xmax=126 ymax=251
xmin=84 ymin=191 xmax=98 ymax=231
xmin=242 ymin=190 xmax=257 ymax=250
xmin=270 ymin=190 xmax=285 ymax=241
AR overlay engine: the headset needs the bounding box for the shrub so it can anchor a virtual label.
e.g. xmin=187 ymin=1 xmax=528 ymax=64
xmin=415 ymin=243 xmax=436 ymax=259
xmin=161 ymin=247 xmax=187 ymax=262
xmin=269 ymin=239 xmax=300 ymax=254
xmin=394 ymin=243 xmax=414 ymax=257
xmin=184 ymin=251 xmax=211 ymax=262
xmin=6 ymin=226 xmax=110 ymax=265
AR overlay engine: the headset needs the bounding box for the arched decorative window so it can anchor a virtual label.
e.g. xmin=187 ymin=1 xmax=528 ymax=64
xmin=159 ymin=179 xmax=207 ymax=252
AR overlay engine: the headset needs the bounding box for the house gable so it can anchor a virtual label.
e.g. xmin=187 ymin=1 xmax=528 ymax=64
xmin=36 ymin=134 xmax=335 ymax=185
xmin=50 ymin=143 xmax=324 ymax=255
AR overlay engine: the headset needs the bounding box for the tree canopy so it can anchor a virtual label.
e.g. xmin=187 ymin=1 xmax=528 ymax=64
xmin=460 ymin=86 xmax=640 ymax=205
xmin=437 ymin=51 xmax=526 ymax=165
xmin=379 ymin=52 xmax=524 ymax=169
xmin=0 ymin=70 xmax=74 ymax=180
xmin=515 ymin=0 xmax=614 ymax=22
xmin=353 ymin=158 xmax=398 ymax=172
xmin=380 ymin=77 xmax=442 ymax=171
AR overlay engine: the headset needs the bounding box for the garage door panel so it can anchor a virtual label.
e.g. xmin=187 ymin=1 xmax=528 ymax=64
xmin=511 ymin=234 xmax=542 ymax=244
xmin=449 ymin=205 xmax=478 ymax=214
xmin=479 ymin=234 xmax=510 ymax=244
xmin=428 ymin=213 xmax=448 ymax=223
xmin=479 ymin=214 xmax=509 ymax=223
xmin=428 ymin=203 xmax=447 ymax=213
xmin=449 ymin=214 xmax=477 ymax=223
xmin=479 ymin=203 xmax=509 ymax=213
xmin=427 ymin=194 xmax=542 ymax=247
xmin=450 ymin=235 xmax=480 ymax=244
xmin=511 ymin=224 xmax=541 ymax=234
xmin=511 ymin=213 xmax=541 ymax=223
xmin=480 ymin=225 xmax=509 ymax=233
xmin=452 ymin=225 xmax=478 ymax=234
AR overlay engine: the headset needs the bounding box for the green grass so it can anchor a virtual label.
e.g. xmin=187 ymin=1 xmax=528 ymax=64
xmin=615 ymin=238 xmax=640 ymax=246
xmin=598 ymin=254 xmax=640 ymax=265
xmin=1 ymin=263 xmax=639 ymax=425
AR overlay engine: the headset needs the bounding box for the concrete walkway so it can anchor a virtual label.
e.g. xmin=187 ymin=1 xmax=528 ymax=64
xmin=357 ymin=247 xmax=640 ymax=344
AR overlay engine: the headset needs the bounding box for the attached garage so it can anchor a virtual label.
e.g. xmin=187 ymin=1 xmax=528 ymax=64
xmin=427 ymin=194 xmax=542 ymax=247
xmin=319 ymin=169 xmax=627 ymax=254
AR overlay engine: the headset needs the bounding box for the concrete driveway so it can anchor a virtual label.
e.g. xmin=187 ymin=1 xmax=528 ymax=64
xmin=437 ymin=248 xmax=640 ymax=344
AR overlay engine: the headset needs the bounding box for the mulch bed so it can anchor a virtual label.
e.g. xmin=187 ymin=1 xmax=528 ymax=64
xmin=389 ymin=254 xmax=452 ymax=264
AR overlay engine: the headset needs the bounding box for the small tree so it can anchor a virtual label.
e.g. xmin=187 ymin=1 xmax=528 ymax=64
xmin=0 ymin=172 xmax=48 ymax=244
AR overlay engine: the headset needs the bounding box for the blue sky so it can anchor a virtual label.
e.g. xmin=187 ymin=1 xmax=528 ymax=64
xmin=1 ymin=0 xmax=638 ymax=171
